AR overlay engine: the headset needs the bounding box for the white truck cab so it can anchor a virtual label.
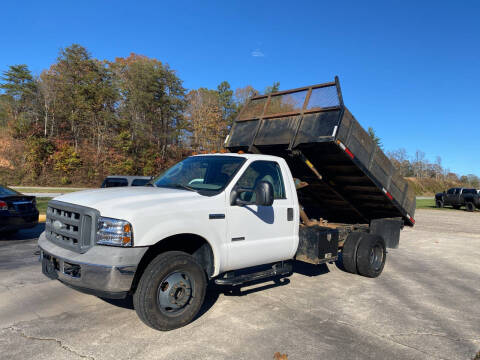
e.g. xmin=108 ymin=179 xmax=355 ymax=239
xmin=39 ymin=154 xmax=301 ymax=330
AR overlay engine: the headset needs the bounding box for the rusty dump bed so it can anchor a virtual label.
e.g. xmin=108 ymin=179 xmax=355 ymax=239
xmin=225 ymin=77 xmax=415 ymax=226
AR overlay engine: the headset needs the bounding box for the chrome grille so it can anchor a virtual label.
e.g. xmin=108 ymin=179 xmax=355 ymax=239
xmin=45 ymin=200 xmax=99 ymax=253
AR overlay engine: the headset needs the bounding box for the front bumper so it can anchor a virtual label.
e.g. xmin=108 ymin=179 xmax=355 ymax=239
xmin=38 ymin=232 xmax=147 ymax=298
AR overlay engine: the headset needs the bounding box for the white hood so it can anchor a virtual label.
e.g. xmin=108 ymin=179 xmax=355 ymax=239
xmin=53 ymin=187 xmax=203 ymax=219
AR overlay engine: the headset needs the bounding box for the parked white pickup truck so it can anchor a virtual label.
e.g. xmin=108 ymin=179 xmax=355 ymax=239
xmin=39 ymin=79 xmax=415 ymax=331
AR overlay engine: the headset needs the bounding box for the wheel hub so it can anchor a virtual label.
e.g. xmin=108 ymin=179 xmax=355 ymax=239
xmin=369 ymin=244 xmax=384 ymax=271
xmin=157 ymin=272 xmax=192 ymax=314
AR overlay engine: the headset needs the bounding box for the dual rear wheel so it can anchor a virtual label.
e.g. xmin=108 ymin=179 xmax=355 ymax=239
xmin=342 ymin=233 xmax=386 ymax=278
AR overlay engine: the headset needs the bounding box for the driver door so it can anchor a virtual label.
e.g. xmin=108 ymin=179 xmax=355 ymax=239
xmin=225 ymin=160 xmax=295 ymax=271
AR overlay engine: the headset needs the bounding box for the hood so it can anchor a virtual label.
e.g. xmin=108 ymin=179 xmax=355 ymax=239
xmin=53 ymin=187 xmax=204 ymax=217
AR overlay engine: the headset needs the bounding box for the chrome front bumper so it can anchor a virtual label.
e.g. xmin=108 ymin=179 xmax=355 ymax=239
xmin=38 ymin=232 xmax=147 ymax=298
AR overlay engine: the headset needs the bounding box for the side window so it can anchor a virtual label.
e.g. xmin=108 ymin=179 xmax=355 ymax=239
xmin=103 ymin=178 xmax=128 ymax=187
xmin=131 ymin=178 xmax=150 ymax=186
xmin=235 ymin=161 xmax=286 ymax=201
xmin=447 ymin=188 xmax=455 ymax=195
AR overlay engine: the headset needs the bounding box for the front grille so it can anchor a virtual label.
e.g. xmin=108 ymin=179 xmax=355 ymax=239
xmin=45 ymin=200 xmax=99 ymax=253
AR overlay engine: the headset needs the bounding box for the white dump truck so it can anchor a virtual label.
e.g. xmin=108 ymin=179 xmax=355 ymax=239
xmin=39 ymin=78 xmax=415 ymax=331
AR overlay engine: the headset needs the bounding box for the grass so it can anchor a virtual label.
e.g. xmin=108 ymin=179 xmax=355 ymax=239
xmin=36 ymin=197 xmax=52 ymax=214
xmin=416 ymin=198 xmax=478 ymax=211
xmin=416 ymin=198 xmax=439 ymax=209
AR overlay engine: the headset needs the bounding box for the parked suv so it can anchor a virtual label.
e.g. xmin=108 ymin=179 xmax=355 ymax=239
xmin=101 ymin=176 xmax=153 ymax=188
xmin=435 ymin=188 xmax=479 ymax=211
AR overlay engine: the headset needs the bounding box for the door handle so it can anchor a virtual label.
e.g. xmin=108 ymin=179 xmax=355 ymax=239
xmin=287 ymin=208 xmax=294 ymax=221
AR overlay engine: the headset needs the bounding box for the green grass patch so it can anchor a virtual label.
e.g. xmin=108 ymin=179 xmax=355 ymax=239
xmin=36 ymin=197 xmax=52 ymax=214
xmin=416 ymin=198 xmax=438 ymax=209
xmin=416 ymin=198 xmax=452 ymax=210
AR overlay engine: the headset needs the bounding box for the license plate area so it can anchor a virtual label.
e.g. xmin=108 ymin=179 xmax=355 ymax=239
xmin=42 ymin=254 xmax=59 ymax=280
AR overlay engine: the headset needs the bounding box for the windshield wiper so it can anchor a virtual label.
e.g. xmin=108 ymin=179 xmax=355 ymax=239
xmin=165 ymin=184 xmax=198 ymax=192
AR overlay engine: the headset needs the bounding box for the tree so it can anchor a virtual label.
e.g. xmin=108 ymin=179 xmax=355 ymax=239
xmin=111 ymin=53 xmax=186 ymax=161
xmin=217 ymin=81 xmax=237 ymax=127
xmin=367 ymin=127 xmax=383 ymax=150
xmin=185 ymin=88 xmax=225 ymax=151
xmin=265 ymin=81 xmax=280 ymax=94
xmin=47 ymin=44 xmax=118 ymax=150
xmin=0 ymin=64 xmax=38 ymax=135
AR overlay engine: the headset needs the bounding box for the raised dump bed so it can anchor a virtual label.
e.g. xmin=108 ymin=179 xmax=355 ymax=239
xmin=225 ymin=77 xmax=415 ymax=226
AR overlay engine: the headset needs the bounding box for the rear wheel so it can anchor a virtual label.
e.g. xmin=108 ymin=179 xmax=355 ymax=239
xmin=342 ymin=232 xmax=363 ymax=274
xmin=436 ymin=200 xmax=443 ymax=208
xmin=466 ymin=202 xmax=475 ymax=212
xmin=356 ymin=234 xmax=386 ymax=278
xmin=133 ymin=251 xmax=207 ymax=331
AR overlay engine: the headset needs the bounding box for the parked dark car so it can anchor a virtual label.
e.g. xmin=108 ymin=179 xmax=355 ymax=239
xmin=100 ymin=175 xmax=153 ymax=188
xmin=0 ymin=185 xmax=39 ymax=233
xmin=435 ymin=187 xmax=479 ymax=211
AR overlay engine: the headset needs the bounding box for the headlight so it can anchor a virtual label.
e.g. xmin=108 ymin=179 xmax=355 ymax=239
xmin=96 ymin=217 xmax=133 ymax=247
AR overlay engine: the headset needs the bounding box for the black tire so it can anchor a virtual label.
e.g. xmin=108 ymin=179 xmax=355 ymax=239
xmin=133 ymin=251 xmax=207 ymax=331
xmin=342 ymin=232 xmax=363 ymax=274
xmin=436 ymin=200 xmax=443 ymax=208
xmin=466 ymin=202 xmax=475 ymax=212
xmin=356 ymin=234 xmax=386 ymax=278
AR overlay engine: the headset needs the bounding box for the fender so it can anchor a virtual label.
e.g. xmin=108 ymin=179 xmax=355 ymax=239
xmin=132 ymin=210 xmax=227 ymax=277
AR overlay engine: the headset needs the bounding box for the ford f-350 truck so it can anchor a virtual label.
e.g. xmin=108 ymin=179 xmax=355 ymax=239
xmin=39 ymin=78 xmax=416 ymax=331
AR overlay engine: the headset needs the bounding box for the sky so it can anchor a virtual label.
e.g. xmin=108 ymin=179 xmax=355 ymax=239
xmin=1 ymin=0 xmax=479 ymax=176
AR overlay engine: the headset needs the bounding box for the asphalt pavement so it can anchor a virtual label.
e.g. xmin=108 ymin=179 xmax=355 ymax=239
xmin=0 ymin=210 xmax=479 ymax=360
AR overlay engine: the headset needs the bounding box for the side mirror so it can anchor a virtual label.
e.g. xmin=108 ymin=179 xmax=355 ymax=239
xmin=254 ymin=181 xmax=274 ymax=206
xmin=230 ymin=181 xmax=274 ymax=206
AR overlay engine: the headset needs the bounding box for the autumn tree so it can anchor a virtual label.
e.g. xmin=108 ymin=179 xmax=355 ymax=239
xmin=111 ymin=53 xmax=186 ymax=163
xmin=185 ymin=88 xmax=225 ymax=151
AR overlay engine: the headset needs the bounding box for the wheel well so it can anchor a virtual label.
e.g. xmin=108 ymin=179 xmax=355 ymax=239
xmin=130 ymin=234 xmax=214 ymax=294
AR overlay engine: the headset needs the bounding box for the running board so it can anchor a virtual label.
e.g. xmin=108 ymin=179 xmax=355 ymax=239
xmin=215 ymin=262 xmax=292 ymax=286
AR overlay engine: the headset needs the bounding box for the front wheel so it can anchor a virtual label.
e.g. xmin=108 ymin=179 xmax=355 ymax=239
xmin=133 ymin=251 xmax=207 ymax=331
xmin=436 ymin=200 xmax=444 ymax=208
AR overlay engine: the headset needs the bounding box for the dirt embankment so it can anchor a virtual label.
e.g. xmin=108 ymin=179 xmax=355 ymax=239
xmin=406 ymin=177 xmax=474 ymax=196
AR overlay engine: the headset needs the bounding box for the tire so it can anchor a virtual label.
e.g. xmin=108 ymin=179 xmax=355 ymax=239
xmin=133 ymin=251 xmax=207 ymax=331
xmin=356 ymin=234 xmax=386 ymax=278
xmin=466 ymin=202 xmax=475 ymax=212
xmin=436 ymin=200 xmax=443 ymax=208
xmin=342 ymin=232 xmax=363 ymax=274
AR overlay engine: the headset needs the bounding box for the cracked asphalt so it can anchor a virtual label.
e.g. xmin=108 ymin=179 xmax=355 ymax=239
xmin=0 ymin=209 xmax=479 ymax=359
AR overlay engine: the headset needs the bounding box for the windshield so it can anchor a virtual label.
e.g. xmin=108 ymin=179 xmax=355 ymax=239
xmin=153 ymin=156 xmax=246 ymax=194
xmin=0 ymin=186 xmax=20 ymax=196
